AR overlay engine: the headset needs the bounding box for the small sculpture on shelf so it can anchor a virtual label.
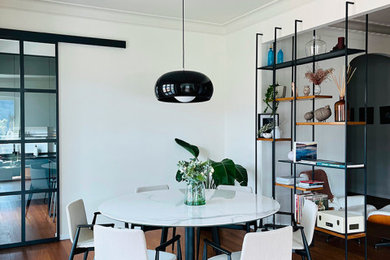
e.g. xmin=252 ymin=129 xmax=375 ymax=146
xmin=303 ymin=85 xmax=311 ymax=96
xmin=314 ymin=105 xmax=332 ymax=122
xmin=332 ymin=37 xmax=345 ymax=51
xmin=304 ymin=111 xmax=314 ymax=122
xmin=291 ymin=82 xmax=298 ymax=97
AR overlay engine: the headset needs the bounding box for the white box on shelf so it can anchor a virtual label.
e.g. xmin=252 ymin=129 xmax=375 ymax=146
xmin=317 ymin=210 xmax=364 ymax=234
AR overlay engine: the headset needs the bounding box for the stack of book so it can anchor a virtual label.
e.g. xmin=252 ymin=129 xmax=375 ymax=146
xmin=276 ymin=175 xmax=306 ymax=185
xmin=295 ymin=193 xmax=328 ymax=223
xmin=297 ymin=180 xmax=324 ymax=189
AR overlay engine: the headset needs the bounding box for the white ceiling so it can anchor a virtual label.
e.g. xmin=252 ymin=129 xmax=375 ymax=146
xmin=41 ymin=0 xmax=279 ymax=25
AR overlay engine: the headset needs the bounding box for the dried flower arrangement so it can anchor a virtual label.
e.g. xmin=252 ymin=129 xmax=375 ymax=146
xmin=330 ymin=66 xmax=357 ymax=98
xmin=305 ymin=68 xmax=334 ymax=85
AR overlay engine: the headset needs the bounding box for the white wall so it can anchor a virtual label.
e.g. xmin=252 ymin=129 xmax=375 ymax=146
xmin=0 ymin=7 xmax=228 ymax=238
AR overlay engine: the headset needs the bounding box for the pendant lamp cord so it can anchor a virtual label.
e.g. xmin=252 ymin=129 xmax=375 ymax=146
xmin=182 ymin=0 xmax=185 ymax=70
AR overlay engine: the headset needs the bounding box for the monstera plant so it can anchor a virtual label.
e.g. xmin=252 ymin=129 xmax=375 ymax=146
xmin=175 ymin=138 xmax=248 ymax=188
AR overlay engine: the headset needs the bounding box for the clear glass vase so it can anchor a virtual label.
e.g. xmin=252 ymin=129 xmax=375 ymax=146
xmin=185 ymin=182 xmax=206 ymax=206
xmin=314 ymin=85 xmax=321 ymax=95
xmin=305 ymin=35 xmax=327 ymax=56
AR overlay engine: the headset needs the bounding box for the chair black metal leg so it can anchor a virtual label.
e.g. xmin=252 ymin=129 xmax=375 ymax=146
xmin=68 ymin=246 xmax=76 ymax=260
xmin=196 ymin=227 xmax=201 ymax=260
xmin=83 ymin=251 xmax=89 ymax=260
xmin=301 ymin=255 xmax=305 ymax=260
xmin=172 ymin=227 xmax=176 ymax=251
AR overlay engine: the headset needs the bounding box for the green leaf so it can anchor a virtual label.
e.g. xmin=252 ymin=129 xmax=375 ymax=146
xmin=176 ymin=170 xmax=183 ymax=182
xmin=210 ymin=159 xmax=236 ymax=186
xmin=175 ymin=138 xmax=199 ymax=158
xmin=235 ymin=164 xmax=248 ymax=186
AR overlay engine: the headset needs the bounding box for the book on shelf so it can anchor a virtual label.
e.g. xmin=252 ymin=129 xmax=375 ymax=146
xmin=300 ymin=180 xmax=324 ymax=186
xmin=295 ymin=193 xmax=328 ymax=223
xmin=297 ymin=183 xmax=323 ymax=189
xmin=296 ymin=159 xmax=364 ymax=168
xmin=276 ymin=175 xmax=306 ymax=185
xmin=315 ymin=160 xmax=364 ymax=168
xmin=293 ymin=142 xmax=317 ymax=162
xmin=299 ymin=160 xmax=317 ymax=165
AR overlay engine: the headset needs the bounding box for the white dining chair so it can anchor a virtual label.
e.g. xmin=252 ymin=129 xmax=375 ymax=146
xmin=129 ymin=185 xmax=177 ymax=249
xmin=66 ymin=199 xmax=114 ymax=260
xmin=94 ymin=225 xmax=182 ymax=260
xmin=202 ymin=226 xmax=293 ymax=260
xmin=292 ymin=199 xmax=318 ymax=260
xmin=196 ymin=185 xmax=255 ymax=260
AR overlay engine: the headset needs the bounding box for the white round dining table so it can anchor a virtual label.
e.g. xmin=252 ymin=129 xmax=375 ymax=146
xmin=99 ymin=189 xmax=280 ymax=260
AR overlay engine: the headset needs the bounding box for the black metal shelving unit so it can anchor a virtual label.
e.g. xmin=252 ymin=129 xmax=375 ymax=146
xmin=255 ymin=2 xmax=368 ymax=259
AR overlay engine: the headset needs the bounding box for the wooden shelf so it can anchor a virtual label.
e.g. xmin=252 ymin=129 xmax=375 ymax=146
xmin=276 ymin=183 xmax=323 ymax=191
xmin=296 ymin=121 xmax=366 ymax=126
xmin=257 ymin=138 xmax=292 ymax=142
xmin=258 ymin=48 xmax=364 ymax=70
xmin=275 ymin=95 xmax=333 ymax=102
xmin=315 ymin=227 xmax=366 ymax=240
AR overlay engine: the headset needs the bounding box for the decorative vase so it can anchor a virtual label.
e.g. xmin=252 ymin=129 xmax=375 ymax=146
xmin=272 ymin=126 xmax=281 ymax=139
xmin=185 ymin=182 xmax=206 ymax=206
xmin=314 ymin=85 xmax=321 ymax=95
xmin=305 ymin=35 xmax=327 ymax=56
xmin=334 ymin=96 xmax=350 ymax=122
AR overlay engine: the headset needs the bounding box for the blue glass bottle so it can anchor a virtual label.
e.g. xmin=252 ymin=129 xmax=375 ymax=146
xmin=267 ymin=45 xmax=274 ymax=66
xmin=277 ymin=49 xmax=284 ymax=64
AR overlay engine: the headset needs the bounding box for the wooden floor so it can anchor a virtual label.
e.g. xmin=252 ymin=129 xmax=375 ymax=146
xmin=0 ymin=198 xmax=56 ymax=245
xmin=0 ymin=224 xmax=389 ymax=260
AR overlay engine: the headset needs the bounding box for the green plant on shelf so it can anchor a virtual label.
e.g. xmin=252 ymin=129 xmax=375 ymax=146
xmin=263 ymin=84 xmax=279 ymax=113
xmin=258 ymin=122 xmax=274 ymax=138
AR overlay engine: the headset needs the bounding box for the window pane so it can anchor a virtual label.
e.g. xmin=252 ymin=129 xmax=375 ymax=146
xmin=0 ymin=143 xmax=21 ymax=193
xmin=25 ymin=93 xmax=56 ymax=139
xmin=25 ymin=192 xmax=57 ymax=241
xmin=0 ymin=92 xmax=20 ymax=140
xmin=0 ymin=39 xmax=20 ymax=89
xmin=25 ymin=142 xmax=57 ymax=192
xmin=0 ymin=195 xmax=21 ymax=244
xmin=24 ymin=42 xmax=56 ymax=90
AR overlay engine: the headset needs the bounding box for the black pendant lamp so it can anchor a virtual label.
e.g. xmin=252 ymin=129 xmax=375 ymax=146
xmin=155 ymin=0 xmax=213 ymax=103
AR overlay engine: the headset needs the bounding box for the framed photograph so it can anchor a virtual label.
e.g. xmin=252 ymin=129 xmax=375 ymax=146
xmin=380 ymin=106 xmax=390 ymax=124
xmin=258 ymin=113 xmax=279 ymax=134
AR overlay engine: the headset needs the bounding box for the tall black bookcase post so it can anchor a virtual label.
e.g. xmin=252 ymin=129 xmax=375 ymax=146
xmin=255 ymin=33 xmax=263 ymax=195
xmin=363 ymin=13 xmax=369 ymax=260
xmin=293 ymin=20 xmax=302 ymax=224
xmin=272 ymin=27 xmax=282 ymax=225
xmin=344 ymin=2 xmax=354 ymax=259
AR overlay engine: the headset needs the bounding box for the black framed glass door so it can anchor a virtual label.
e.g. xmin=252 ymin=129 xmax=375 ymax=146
xmin=0 ymin=38 xmax=59 ymax=248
